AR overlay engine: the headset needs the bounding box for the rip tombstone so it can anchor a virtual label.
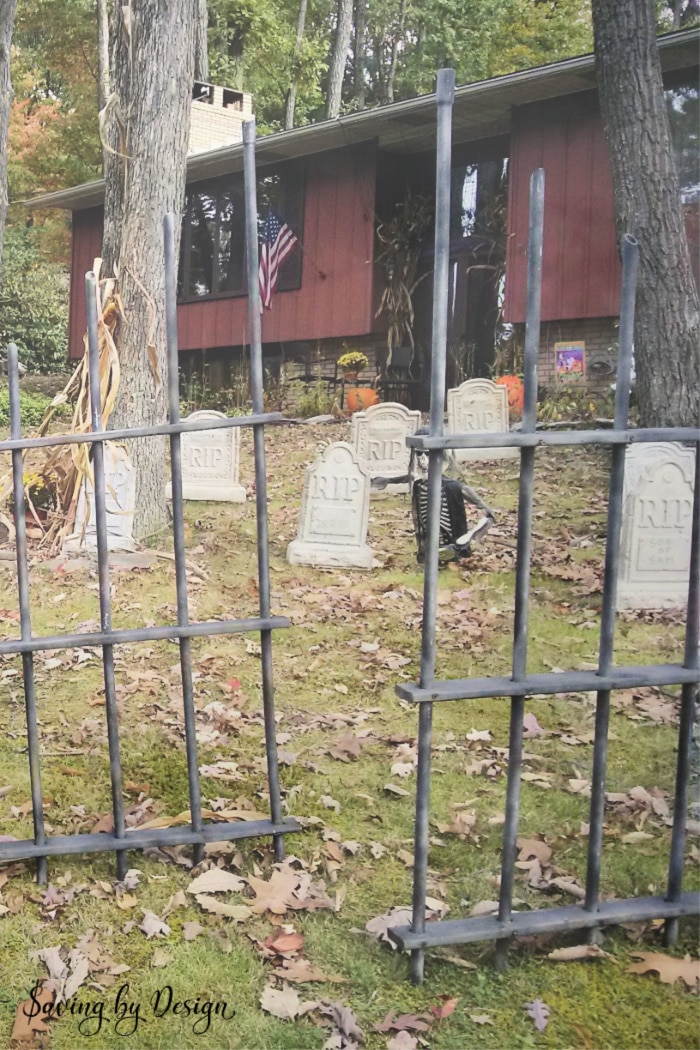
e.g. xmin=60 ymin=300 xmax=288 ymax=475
xmin=64 ymin=442 xmax=136 ymax=552
xmin=446 ymin=379 xmax=518 ymax=462
xmin=167 ymin=410 xmax=246 ymax=502
xmin=618 ymin=442 xmax=695 ymax=610
xmin=286 ymin=442 xmax=374 ymax=569
xmin=351 ymin=401 xmax=421 ymax=493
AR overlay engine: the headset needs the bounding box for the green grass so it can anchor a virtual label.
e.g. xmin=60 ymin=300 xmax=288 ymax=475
xmin=0 ymin=426 xmax=696 ymax=1049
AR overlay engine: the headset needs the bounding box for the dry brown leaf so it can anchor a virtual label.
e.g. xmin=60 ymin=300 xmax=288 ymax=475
xmin=264 ymin=930 xmax=304 ymax=955
xmin=183 ymin=921 xmax=206 ymax=941
xmin=139 ymin=910 xmax=171 ymax=939
xmin=151 ymin=947 xmax=171 ymax=968
xmin=387 ymin=1033 xmax=418 ymax=1050
xmin=11 ymin=983 xmax=55 ymax=1041
xmin=469 ymin=1013 xmax=494 ymax=1025
xmin=194 ymin=894 xmax=252 ymax=921
xmin=186 ymin=869 xmax=245 ymax=895
xmin=259 ymin=982 xmax=303 ymax=1020
xmin=627 ymin=952 xmax=700 ymax=992
xmin=272 ymin=958 xmax=345 ymax=984
xmin=248 ymin=867 xmax=301 ymax=915
xmin=547 ymin=944 xmax=613 ymax=962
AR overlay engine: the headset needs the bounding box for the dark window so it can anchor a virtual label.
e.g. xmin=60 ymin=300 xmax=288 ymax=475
xmin=178 ymin=168 xmax=304 ymax=302
xmin=665 ymin=82 xmax=699 ymax=204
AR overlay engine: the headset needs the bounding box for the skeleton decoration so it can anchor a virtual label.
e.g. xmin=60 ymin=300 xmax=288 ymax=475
xmin=409 ymin=428 xmax=495 ymax=564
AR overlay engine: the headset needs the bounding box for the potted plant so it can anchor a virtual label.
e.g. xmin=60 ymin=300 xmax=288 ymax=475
xmin=11 ymin=470 xmax=58 ymax=528
xmin=337 ymin=350 xmax=379 ymax=412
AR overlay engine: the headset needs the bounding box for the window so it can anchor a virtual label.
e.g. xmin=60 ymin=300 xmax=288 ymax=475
xmin=178 ymin=167 xmax=304 ymax=302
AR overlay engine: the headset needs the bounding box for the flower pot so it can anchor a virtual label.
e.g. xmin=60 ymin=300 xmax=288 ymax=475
xmin=345 ymin=386 xmax=380 ymax=413
xmin=495 ymin=374 xmax=524 ymax=414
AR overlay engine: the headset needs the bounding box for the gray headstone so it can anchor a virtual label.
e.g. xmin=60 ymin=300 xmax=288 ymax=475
xmin=167 ymin=410 xmax=246 ymax=502
xmin=618 ymin=442 xmax=695 ymax=610
xmin=64 ymin=442 xmax=136 ymax=552
xmin=350 ymin=401 xmax=421 ymax=493
xmin=287 ymin=442 xmax=374 ymax=569
xmin=446 ymin=379 xmax=518 ymax=461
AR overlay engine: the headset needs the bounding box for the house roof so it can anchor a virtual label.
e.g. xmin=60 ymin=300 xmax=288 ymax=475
xmin=25 ymin=29 xmax=699 ymax=212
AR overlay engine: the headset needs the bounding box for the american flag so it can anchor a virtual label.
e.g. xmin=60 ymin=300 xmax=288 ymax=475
xmin=258 ymin=210 xmax=298 ymax=310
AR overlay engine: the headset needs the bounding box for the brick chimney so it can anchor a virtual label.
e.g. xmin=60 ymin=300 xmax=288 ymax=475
xmin=188 ymin=82 xmax=253 ymax=155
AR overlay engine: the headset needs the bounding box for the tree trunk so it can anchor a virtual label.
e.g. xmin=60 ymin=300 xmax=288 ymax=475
xmin=102 ymin=0 xmax=195 ymax=538
xmin=352 ymin=0 xmax=366 ymax=109
xmin=284 ymin=0 xmax=308 ymax=130
xmin=97 ymin=0 xmax=111 ymax=113
xmin=385 ymin=0 xmax=407 ymax=105
xmin=591 ymin=0 xmax=699 ymax=427
xmin=0 ymin=0 xmax=17 ymax=297
xmin=194 ymin=0 xmax=208 ymax=83
xmin=326 ymin=0 xmax=353 ymax=119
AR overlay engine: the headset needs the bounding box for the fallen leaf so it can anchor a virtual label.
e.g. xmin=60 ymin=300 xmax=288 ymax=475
xmin=431 ymin=995 xmax=458 ymax=1019
xmin=387 ymin=1033 xmax=418 ymax=1050
xmin=139 ymin=910 xmax=171 ymax=939
xmin=524 ymin=999 xmax=550 ymax=1031
xmin=627 ymin=952 xmax=700 ymax=992
xmin=470 ymin=1013 xmax=494 ymax=1025
xmin=272 ymin=958 xmax=345 ymax=984
xmin=183 ymin=921 xmax=206 ymax=941
xmin=547 ymin=944 xmax=613 ymax=962
xmin=248 ymin=867 xmax=302 ymax=915
xmin=151 ymin=947 xmax=171 ymax=968
xmin=186 ymin=869 xmax=245 ymax=895
xmin=260 ymin=982 xmax=303 ymax=1020
xmin=384 ymin=783 xmax=410 ymax=797
xmin=11 ymin=983 xmax=55 ymax=1041
xmin=264 ymin=930 xmax=304 ymax=955
xmin=374 ymin=1008 xmax=432 ymax=1033
xmin=194 ymin=895 xmax=252 ymax=921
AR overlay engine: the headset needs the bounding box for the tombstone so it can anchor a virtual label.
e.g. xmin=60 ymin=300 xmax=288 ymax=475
xmin=618 ymin=442 xmax=695 ymax=610
xmin=446 ymin=379 xmax=518 ymax=461
xmin=351 ymin=401 xmax=421 ymax=493
xmin=167 ymin=410 xmax=246 ymax=502
xmin=287 ymin=442 xmax=374 ymax=569
xmin=64 ymin=442 xmax=136 ymax=552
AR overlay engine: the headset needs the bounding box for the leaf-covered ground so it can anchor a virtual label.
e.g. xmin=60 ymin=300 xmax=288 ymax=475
xmin=0 ymin=421 xmax=697 ymax=1050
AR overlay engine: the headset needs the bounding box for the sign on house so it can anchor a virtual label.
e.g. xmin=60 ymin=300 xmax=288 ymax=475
xmin=287 ymin=442 xmax=374 ymax=569
xmin=167 ymin=410 xmax=246 ymax=502
xmin=618 ymin=442 xmax=695 ymax=610
xmin=446 ymin=379 xmax=518 ymax=462
xmin=64 ymin=442 xmax=136 ymax=552
xmin=350 ymin=402 xmax=421 ymax=493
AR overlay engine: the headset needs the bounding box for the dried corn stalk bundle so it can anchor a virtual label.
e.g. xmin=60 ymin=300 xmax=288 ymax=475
xmin=1 ymin=266 xmax=122 ymax=553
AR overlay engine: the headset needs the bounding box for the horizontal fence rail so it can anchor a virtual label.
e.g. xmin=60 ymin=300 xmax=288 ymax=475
xmin=392 ymin=70 xmax=699 ymax=982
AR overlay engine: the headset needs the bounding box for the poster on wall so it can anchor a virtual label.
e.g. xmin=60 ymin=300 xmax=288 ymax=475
xmin=554 ymin=341 xmax=586 ymax=382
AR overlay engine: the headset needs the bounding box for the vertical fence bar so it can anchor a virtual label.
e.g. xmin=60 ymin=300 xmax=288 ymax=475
xmin=8 ymin=343 xmax=47 ymax=885
xmin=584 ymin=235 xmax=639 ymax=918
xmin=495 ymin=168 xmax=544 ymax=970
xmin=163 ymin=214 xmax=204 ymax=866
xmin=410 ymin=67 xmax=455 ymax=986
xmin=664 ymin=443 xmax=700 ymax=946
xmin=85 ymin=274 xmax=128 ymax=879
xmin=243 ymin=120 xmax=286 ymax=862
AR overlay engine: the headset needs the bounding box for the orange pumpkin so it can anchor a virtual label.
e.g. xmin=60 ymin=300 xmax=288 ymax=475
xmin=345 ymin=386 xmax=380 ymax=413
xmin=495 ymin=374 xmax=524 ymax=414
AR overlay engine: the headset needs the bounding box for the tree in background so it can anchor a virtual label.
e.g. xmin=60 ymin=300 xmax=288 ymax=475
xmin=101 ymin=1 xmax=196 ymax=537
xmin=591 ymin=0 xmax=699 ymax=427
xmin=0 ymin=0 xmax=18 ymax=295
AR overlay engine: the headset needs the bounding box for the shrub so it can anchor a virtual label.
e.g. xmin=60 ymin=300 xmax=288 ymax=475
xmin=0 ymin=226 xmax=69 ymax=374
xmin=0 ymin=388 xmax=69 ymax=428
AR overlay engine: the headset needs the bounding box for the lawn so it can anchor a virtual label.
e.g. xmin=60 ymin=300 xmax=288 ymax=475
xmin=0 ymin=420 xmax=697 ymax=1050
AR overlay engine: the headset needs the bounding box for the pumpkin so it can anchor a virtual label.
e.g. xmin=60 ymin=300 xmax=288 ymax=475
xmin=495 ymin=374 xmax=524 ymax=414
xmin=345 ymin=386 xmax=380 ymax=413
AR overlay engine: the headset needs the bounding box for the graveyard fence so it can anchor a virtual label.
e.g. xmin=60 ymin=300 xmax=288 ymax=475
xmin=387 ymin=69 xmax=700 ymax=982
xmin=0 ymin=123 xmax=298 ymax=882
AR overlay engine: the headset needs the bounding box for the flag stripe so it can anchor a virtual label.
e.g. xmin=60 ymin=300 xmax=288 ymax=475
xmin=259 ymin=210 xmax=299 ymax=311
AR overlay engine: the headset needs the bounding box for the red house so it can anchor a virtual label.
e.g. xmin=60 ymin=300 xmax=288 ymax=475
xmin=29 ymin=30 xmax=699 ymax=408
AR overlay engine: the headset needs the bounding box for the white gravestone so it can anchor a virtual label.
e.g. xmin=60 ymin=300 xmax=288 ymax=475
xmin=446 ymin=379 xmax=518 ymax=462
xmin=618 ymin=442 xmax=695 ymax=610
xmin=167 ymin=410 xmax=246 ymax=502
xmin=351 ymin=401 xmax=421 ymax=493
xmin=64 ymin=442 xmax=136 ymax=552
xmin=287 ymin=442 xmax=374 ymax=569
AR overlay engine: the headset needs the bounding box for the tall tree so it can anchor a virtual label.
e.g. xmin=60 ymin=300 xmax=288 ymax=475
xmin=326 ymin=0 xmax=353 ymax=117
xmin=591 ymin=0 xmax=699 ymax=427
xmin=194 ymin=0 xmax=209 ymax=81
xmin=102 ymin=1 xmax=196 ymax=537
xmin=284 ymin=0 xmax=309 ymax=128
xmin=0 ymin=0 xmax=17 ymax=295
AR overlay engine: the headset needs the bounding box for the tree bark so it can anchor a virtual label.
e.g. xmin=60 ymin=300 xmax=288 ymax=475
xmin=326 ymin=0 xmax=353 ymax=119
xmin=102 ymin=0 xmax=196 ymax=538
xmin=352 ymin=0 xmax=366 ymax=109
xmin=591 ymin=0 xmax=699 ymax=427
xmin=385 ymin=0 xmax=407 ymax=105
xmin=284 ymin=0 xmax=308 ymax=130
xmin=194 ymin=0 xmax=209 ymax=83
xmin=0 ymin=0 xmax=17 ymax=298
xmin=97 ymin=0 xmax=111 ymax=112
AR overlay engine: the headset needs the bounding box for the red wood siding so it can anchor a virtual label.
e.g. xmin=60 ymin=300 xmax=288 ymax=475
xmin=68 ymin=144 xmax=376 ymax=356
xmin=177 ymin=144 xmax=376 ymax=349
xmin=504 ymin=94 xmax=621 ymax=324
xmin=68 ymin=207 xmax=104 ymax=358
